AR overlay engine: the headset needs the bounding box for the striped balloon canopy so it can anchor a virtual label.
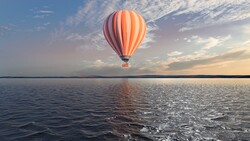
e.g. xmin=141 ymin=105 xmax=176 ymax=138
xmin=103 ymin=10 xmax=146 ymax=67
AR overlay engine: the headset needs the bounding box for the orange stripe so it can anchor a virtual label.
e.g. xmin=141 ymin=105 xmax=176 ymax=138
xmin=125 ymin=11 xmax=131 ymax=55
xmin=128 ymin=11 xmax=135 ymax=56
xmin=132 ymin=27 xmax=146 ymax=55
xmin=132 ymin=14 xmax=146 ymax=55
xmin=128 ymin=11 xmax=140 ymax=56
xmin=113 ymin=12 xmax=118 ymax=40
xmin=121 ymin=11 xmax=126 ymax=55
xmin=130 ymin=13 xmax=143 ymax=56
xmin=121 ymin=10 xmax=131 ymax=56
xmin=131 ymin=15 xmax=146 ymax=55
xmin=121 ymin=11 xmax=127 ymax=55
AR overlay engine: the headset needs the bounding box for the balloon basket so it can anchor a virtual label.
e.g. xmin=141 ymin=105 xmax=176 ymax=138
xmin=122 ymin=63 xmax=129 ymax=67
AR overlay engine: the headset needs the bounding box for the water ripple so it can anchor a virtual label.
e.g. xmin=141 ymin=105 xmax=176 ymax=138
xmin=0 ymin=78 xmax=249 ymax=140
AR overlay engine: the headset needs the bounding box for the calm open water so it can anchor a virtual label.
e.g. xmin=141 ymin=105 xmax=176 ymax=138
xmin=0 ymin=78 xmax=249 ymax=141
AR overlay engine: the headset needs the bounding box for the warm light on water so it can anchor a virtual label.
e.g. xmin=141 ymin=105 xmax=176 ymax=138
xmin=0 ymin=78 xmax=249 ymax=140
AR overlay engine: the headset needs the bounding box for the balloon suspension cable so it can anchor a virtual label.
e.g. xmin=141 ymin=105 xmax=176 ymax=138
xmin=122 ymin=62 xmax=129 ymax=67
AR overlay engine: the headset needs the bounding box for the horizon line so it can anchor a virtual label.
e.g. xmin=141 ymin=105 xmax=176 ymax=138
xmin=1 ymin=75 xmax=250 ymax=78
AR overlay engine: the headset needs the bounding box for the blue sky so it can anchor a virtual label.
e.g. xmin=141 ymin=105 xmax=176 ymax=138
xmin=1 ymin=0 xmax=250 ymax=76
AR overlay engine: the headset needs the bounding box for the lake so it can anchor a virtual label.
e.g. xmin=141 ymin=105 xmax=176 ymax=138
xmin=0 ymin=79 xmax=249 ymax=141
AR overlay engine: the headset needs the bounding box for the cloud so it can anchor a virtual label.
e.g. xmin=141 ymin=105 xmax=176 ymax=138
xmin=66 ymin=1 xmax=118 ymax=27
xmin=183 ymin=37 xmax=192 ymax=42
xmin=0 ymin=25 xmax=12 ymax=31
xmin=167 ymin=45 xmax=250 ymax=71
xmin=0 ymin=21 xmax=50 ymax=36
xmin=76 ymin=59 xmax=154 ymax=76
xmin=168 ymin=51 xmax=183 ymax=56
xmin=64 ymin=1 xmax=182 ymax=49
xmin=166 ymin=35 xmax=231 ymax=64
xmin=34 ymin=26 xmax=46 ymax=31
xmin=182 ymin=35 xmax=232 ymax=55
xmin=0 ymin=24 xmax=15 ymax=37
xmin=58 ymin=0 xmax=249 ymax=51
xmin=194 ymin=35 xmax=231 ymax=50
xmin=177 ymin=0 xmax=250 ymax=31
xmin=63 ymin=0 xmax=159 ymax=50
xmin=242 ymin=40 xmax=250 ymax=46
xmin=28 ymin=22 xmax=51 ymax=32
xmin=66 ymin=33 xmax=85 ymax=41
xmin=67 ymin=0 xmax=250 ymax=28
xmin=32 ymin=8 xmax=54 ymax=19
xmin=43 ymin=22 xmax=50 ymax=26
xmin=39 ymin=10 xmax=54 ymax=14
xmin=33 ymin=15 xmax=47 ymax=19
xmin=243 ymin=24 xmax=250 ymax=34
xmin=139 ymin=23 xmax=158 ymax=49
xmin=65 ymin=31 xmax=107 ymax=50
xmin=163 ymin=36 xmax=249 ymax=73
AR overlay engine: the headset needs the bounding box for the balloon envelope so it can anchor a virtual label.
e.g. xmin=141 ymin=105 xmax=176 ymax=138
xmin=103 ymin=10 xmax=146 ymax=63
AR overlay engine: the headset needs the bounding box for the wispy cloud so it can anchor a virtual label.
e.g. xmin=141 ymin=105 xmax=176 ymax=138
xmin=66 ymin=0 xmax=250 ymax=28
xmin=77 ymin=43 xmax=250 ymax=74
xmin=39 ymin=10 xmax=54 ymax=14
xmin=66 ymin=1 xmax=118 ymax=27
xmin=76 ymin=59 xmax=154 ymax=76
xmin=177 ymin=0 xmax=250 ymax=31
xmin=31 ymin=8 xmax=54 ymax=19
xmin=168 ymin=51 xmax=183 ymax=56
xmin=0 ymin=21 xmax=51 ymax=37
xmin=0 ymin=25 xmax=12 ymax=35
xmin=65 ymin=31 xmax=107 ymax=50
xmin=159 ymin=34 xmax=234 ymax=73
xmin=166 ymin=41 xmax=250 ymax=71
xmin=33 ymin=15 xmax=47 ymax=19
xmin=66 ymin=33 xmax=85 ymax=41
xmin=243 ymin=24 xmax=250 ymax=34
xmin=0 ymin=24 xmax=16 ymax=37
xmin=57 ymin=0 xmax=249 ymax=51
xmin=167 ymin=49 xmax=248 ymax=71
xmin=33 ymin=26 xmax=46 ymax=31
xmin=166 ymin=35 xmax=232 ymax=63
xmin=192 ymin=35 xmax=232 ymax=50
xmin=43 ymin=22 xmax=50 ymax=26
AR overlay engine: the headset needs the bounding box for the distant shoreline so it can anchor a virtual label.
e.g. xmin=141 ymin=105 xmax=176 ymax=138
xmin=1 ymin=75 xmax=250 ymax=78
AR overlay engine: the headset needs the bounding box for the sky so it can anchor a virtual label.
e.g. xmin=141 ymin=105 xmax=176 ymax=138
xmin=0 ymin=0 xmax=250 ymax=76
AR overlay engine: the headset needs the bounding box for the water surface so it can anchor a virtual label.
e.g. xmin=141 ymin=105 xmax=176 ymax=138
xmin=0 ymin=79 xmax=249 ymax=141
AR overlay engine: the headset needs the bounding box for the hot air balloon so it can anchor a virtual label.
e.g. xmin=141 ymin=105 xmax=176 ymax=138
xmin=103 ymin=10 xmax=146 ymax=67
